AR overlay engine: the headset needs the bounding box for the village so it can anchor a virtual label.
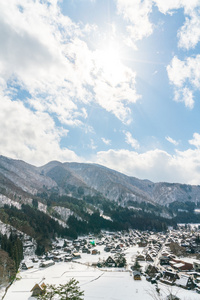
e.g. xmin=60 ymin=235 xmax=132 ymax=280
xmin=3 ymin=225 xmax=200 ymax=300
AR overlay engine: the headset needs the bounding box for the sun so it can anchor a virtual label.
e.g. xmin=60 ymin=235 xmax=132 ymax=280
xmin=94 ymin=42 xmax=125 ymax=84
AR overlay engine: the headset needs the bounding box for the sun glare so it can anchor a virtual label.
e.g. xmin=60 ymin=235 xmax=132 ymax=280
xmin=94 ymin=42 xmax=125 ymax=84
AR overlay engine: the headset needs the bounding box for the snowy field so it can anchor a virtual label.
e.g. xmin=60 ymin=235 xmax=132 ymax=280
xmin=2 ymin=245 xmax=200 ymax=300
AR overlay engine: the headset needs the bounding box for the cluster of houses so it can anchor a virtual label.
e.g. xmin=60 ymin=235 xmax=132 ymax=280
xmin=20 ymin=227 xmax=200 ymax=297
xmin=138 ymin=226 xmax=200 ymax=293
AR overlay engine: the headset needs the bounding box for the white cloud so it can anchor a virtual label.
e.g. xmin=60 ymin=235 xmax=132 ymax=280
xmin=116 ymin=0 xmax=153 ymax=41
xmin=116 ymin=0 xmax=200 ymax=51
xmin=0 ymin=88 xmax=80 ymax=166
xmin=189 ymin=133 xmax=200 ymax=149
xmin=178 ymin=10 xmax=200 ymax=49
xmin=154 ymin=0 xmax=200 ymax=49
xmin=167 ymin=55 xmax=200 ymax=108
xmin=124 ymin=131 xmax=140 ymax=149
xmin=0 ymin=0 xmax=141 ymax=127
xmin=92 ymin=49 xmax=140 ymax=124
xmin=94 ymin=146 xmax=200 ymax=184
xmin=101 ymin=138 xmax=111 ymax=145
xmin=153 ymin=0 xmax=199 ymax=15
xmin=165 ymin=136 xmax=179 ymax=146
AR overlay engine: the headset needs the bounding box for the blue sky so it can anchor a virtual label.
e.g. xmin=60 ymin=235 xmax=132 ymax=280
xmin=1 ymin=0 xmax=200 ymax=184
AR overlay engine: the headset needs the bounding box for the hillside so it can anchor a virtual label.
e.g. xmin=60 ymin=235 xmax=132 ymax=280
xmin=1 ymin=155 xmax=200 ymax=207
xmin=1 ymin=155 xmax=200 ymax=256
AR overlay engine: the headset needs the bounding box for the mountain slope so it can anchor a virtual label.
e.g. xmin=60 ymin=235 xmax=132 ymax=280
xmin=0 ymin=155 xmax=200 ymax=207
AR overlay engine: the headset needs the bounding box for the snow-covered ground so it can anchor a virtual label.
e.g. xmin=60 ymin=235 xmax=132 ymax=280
xmin=3 ymin=245 xmax=200 ymax=300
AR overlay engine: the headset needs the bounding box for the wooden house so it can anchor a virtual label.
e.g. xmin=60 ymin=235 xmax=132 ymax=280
xmin=194 ymin=261 xmax=200 ymax=272
xmin=105 ymin=256 xmax=116 ymax=267
xmin=175 ymin=274 xmax=195 ymax=290
xmin=136 ymin=254 xmax=145 ymax=261
xmin=72 ymin=252 xmax=81 ymax=259
xmin=171 ymin=259 xmax=193 ymax=271
xmin=138 ymin=241 xmax=147 ymax=247
xmin=160 ymin=256 xmax=170 ymax=265
xmin=31 ymin=282 xmax=46 ymax=297
xmin=64 ymin=255 xmax=72 ymax=262
xmin=92 ymin=249 xmax=99 ymax=255
xmin=40 ymin=260 xmax=55 ymax=268
xmin=21 ymin=262 xmax=33 ymax=270
xmin=160 ymin=270 xmax=178 ymax=285
xmin=146 ymin=253 xmax=154 ymax=262
xmin=145 ymin=264 xmax=159 ymax=277
xmin=165 ymin=294 xmax=180 ymax=300
xmin=133 ymin=271 xmax=141 ymax=280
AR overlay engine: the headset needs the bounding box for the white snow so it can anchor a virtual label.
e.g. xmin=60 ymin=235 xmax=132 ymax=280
xmin=0 ymin=194 xmax=21 ymax=209
xmin=3 ymin=244 xmax=200 ymax=300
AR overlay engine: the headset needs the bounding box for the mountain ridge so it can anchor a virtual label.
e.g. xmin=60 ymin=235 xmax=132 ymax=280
xmin=0 ymin=155 xmax=199 ymax=207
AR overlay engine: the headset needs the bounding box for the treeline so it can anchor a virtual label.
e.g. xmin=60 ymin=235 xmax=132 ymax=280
xmin=66 ymin=207 xmax=174 ymax=236
xmin=110 ymin=207 xmax=172 ymax=231
xmin=46 ymin=193 xmax=172 ymax=234
xmin=0 ymin=194 xmax=181 ymax=256
xmin=169 ymin=201 xmax=200 ymax=223
xmin=0 ymin=232 xmax=23 ymax=272
xmin=0 ymin=204 xmax=67 ymax=255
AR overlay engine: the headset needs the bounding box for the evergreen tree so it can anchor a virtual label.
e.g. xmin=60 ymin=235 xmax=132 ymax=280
xmin=38 ymin=278 xmax=84 ymax=300
xmin=57 ymin=278 xmax=84 ymax=300
xmin=114 ymin=253 xmax=127 ymax=268
xmin=132 ymin=259 xmax=141 ymax=272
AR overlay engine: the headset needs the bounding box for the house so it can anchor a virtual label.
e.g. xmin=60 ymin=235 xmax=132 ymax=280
xmin=53 ymin=255 xmax=64 ymax=262
xmin=104 ymin=246 xmax=111 ymax=252
xmin=160 ymin=270 xmax=178 ymax=285
xmin=92 ymin=249 xmax=99 ymax=255
xmin=175 ymin=274 xmax=195 ymax=290
xmin=145 ymin=264 xmax=159 ymax=277
xmin=64 ymin=255 xmax=72 ymax=262
xmin=160 ymin=256 xmax=170 ymax=265
xmin=105 ymin=256 xmax=116 ymax=267
xmin=193 ymin=261 xmax=200 ymax=272
xmin=72 ymin=252 xmax=81 ymax=259
xmin=82 ymin=247 xmax=89 ymax=253
xmin=133 ymin=271 xmax=141 ymax=280
xmin=31 ymin=282 xmax=46 ymax=297
xmin=146 ymin=253 xmax=154 ymax=262
xmin=64 ymin=247 xmax=72 ymax=253
xmin=40 ymin=260 xmax=55 ymax=268
xmin=165 ymin=294 xmax=180 ymax=300
xmin=21 ymin=262 xmax=33 ymax=270
xmin=171 ymin=259 xmax=193 ymax=271
xmin=136 ymin=254 xmax=145 ymax=261
xmin=138 ymin=241 xmax=147 ymax=247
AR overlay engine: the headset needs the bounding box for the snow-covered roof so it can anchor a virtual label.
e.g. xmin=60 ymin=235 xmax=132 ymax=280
xmin=175 ymin=275 xmax=190 ymax=287
xmin=173 ymin=263 xmax=185 ymax=268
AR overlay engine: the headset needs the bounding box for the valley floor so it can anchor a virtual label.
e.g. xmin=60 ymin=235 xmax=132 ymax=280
xmin=2 ymin=244 xmax=200 ymax=300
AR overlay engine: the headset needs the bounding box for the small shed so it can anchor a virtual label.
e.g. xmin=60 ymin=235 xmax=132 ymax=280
xmin=133 ymin=271 xmax=141 ymax=280
xmin=165 ymin=294 xmax=180 ymax=300
xmin=72 ymin=252 xmax=81 ymax=259
xmin=92 ymin=249 xmax=99 ymax=255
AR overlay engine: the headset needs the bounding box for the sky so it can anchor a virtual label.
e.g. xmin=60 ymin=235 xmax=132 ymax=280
xmin=1 ymin=0 xmax=200 ymax=185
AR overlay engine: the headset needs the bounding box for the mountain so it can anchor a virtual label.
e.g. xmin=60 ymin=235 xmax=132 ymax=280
xmin=40 ymin=161 xmax=200 ymax=206
xmin=2 ymin=154 xmax=200 ymax=257
xmin=0 ymin=155 xmax=200 ymax=207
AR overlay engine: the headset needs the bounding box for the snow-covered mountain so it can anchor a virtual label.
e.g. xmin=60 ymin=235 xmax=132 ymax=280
xmin=0 ymin=155 xmax=200 ymax=207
